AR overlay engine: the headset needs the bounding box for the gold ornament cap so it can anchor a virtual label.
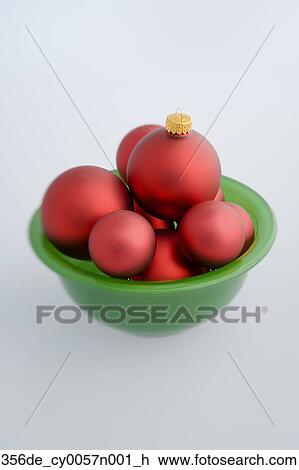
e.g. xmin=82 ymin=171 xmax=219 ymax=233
xmin=165 ymin=111 xmax=192 ymax=135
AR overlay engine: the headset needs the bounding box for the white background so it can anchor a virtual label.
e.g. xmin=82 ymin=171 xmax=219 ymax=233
xmin=0 ymin=0 xmax=298 ymax=449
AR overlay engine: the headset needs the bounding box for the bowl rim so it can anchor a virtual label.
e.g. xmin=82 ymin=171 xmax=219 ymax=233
xmin=29 ymin=175 xmax=277 ymax=294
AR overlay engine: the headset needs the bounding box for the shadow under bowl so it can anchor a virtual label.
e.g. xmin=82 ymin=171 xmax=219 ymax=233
xmin=29 ymin=176 xmax=276 ymax=335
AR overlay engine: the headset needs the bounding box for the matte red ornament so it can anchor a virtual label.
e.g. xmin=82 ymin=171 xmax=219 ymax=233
xmin=214 ymin=187 xmax=225 ymax=201
xmin=133 ymin=230 xmax=207 ymax=281
xmin=178 ymin=201 xmax=245 ymax=268
xmin=226 ymin=203 xmax=254 ymax=253
xmin=88 ymin=210 xmax=156 ymax=278
xmin=41 ymin=166 xmax=132 ymax=258
xmin=127 ymin=115 xmax=221 ymax=220
xmin=116 ymin=124 xmax=161 ymax=180
xmin=134 ymin=201 xmax=172 ymax=230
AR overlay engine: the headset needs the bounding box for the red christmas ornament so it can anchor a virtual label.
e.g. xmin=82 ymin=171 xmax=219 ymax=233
xmin=116 ymin=124 xmax=161 ymax=180
xmin=214 ymin=187 xmax=224 ymax=201
xmin=127 ymin=112 xmax=221 ymax=220
xmin=88 ymin=210 xmax=156 ymax=278
xmin=226 ymin=203 xmax=254 ymax=253
xmin=41 ymin=166 xmax=132 ymax=258
xmin=178 ymin=201 xmax=245 ymax=268
xmin=133 ymin=230 xmax=207 ymax=281
xmin=134 ymin=201 xmax=172 ymax=230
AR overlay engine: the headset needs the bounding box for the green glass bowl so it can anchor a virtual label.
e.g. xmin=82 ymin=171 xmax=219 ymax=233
xmin=29 ymin=176 xmax=276 ymax=335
